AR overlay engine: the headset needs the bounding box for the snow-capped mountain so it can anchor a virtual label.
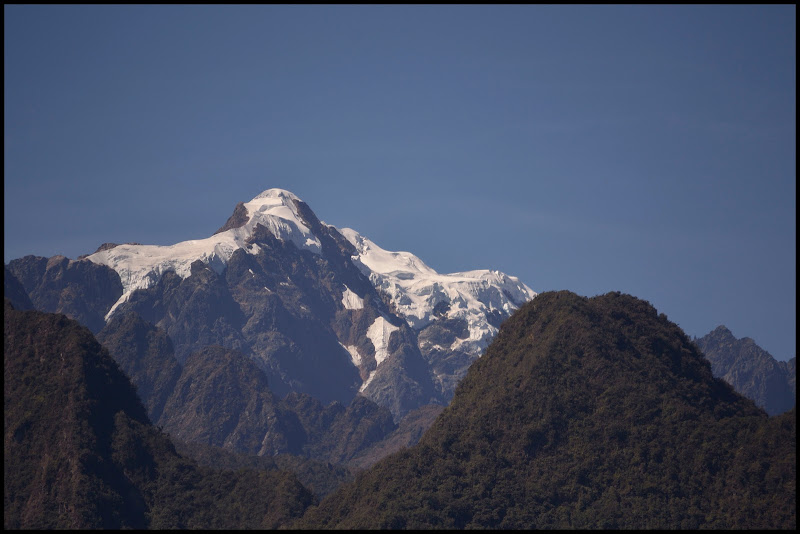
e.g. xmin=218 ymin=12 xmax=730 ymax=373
xmin=342 ymin=228 xmax=535 ymax=355
xmin=12 ymin=188 xmax=536 ymax=418
xmin=340 ymin=228 xmax=536 ymax=396
xmin=88 ymin=189 xmax=322 ymax=320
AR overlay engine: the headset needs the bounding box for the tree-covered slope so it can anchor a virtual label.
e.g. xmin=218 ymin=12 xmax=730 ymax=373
xmin=4 ymin=301 xmax=315 ymax=529
xmin=298 ymin=291 xmax=796 ymax=529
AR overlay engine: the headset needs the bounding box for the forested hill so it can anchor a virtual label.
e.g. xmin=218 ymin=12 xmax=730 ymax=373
xmin=297 ymin=291 xmax=796 ymax=529
xmin=3 ymin=300 xmax=315 ymax=529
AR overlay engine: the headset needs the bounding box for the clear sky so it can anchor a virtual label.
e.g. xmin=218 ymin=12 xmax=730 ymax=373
xmin=4 ymin=5 xmax=796 ymax=361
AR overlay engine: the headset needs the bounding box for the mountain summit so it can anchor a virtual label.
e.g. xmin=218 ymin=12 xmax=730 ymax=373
xmin=87 ymin=188 xmax=323 ymax=318
xmin=695 ymin=325 xmax=795 ymax=415
xmin=11 ymin=188 xmax=536 ymax=419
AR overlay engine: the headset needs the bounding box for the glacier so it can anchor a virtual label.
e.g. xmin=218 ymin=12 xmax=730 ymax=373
xmin=339 ymin=227 xmax=537 ymax=358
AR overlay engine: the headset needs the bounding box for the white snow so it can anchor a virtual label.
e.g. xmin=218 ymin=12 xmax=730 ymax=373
xmin=340 ymin=227 xmax=537 ymax=358
xmin=359 ymin=371 xmax=376 ymax=393
xmin=341 ymin=285 xmax=364 ymax=310
xmin=340 ymin=342 xmax=363 ymax=367
xmin=87 ymin=188 xmax=321 ymax=320
xmin=358 ymin=316 xmax=399 ymax=393
xmin=366 ymin=316 xmax=398 ymax=366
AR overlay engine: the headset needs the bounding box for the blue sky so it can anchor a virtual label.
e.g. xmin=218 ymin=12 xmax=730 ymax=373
xmin=4 ymin=5 xmax=796 ymax=361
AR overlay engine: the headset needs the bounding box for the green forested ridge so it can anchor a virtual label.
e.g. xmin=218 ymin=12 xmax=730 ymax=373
xmin=171 ymin=438 xmax=358 ymax=501
xmin=297 ymin=291 xmax=796 ymax=529
xmin=272 ymin=454 xmax=356 ymax=500
xmin=4 ymin=301 xmax=315 ymax=529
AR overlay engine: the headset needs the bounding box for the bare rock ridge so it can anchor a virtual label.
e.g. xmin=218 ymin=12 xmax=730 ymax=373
xmin=214 ymin=201 xmax=249 ymax=234
xmin=695 ymin=325 xmax=795 ymax=416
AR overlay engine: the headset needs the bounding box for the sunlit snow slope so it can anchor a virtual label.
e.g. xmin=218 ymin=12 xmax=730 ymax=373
xmin=340 ymin=228 xmax=537 ymax=358
xmin=87 ymin=189 xmax=320 ymax=319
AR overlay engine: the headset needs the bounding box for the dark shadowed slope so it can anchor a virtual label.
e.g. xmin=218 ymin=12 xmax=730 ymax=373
xmin=4 ymin=267 xmax=34 ymax=311
xmin=4 ymin=300 xmax=315 ymax=529
xmin=96 ymin=311 xmax=182 ymax=423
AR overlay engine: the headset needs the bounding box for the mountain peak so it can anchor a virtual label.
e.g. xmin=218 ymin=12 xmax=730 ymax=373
xmin=696 ymin=324 xmax=794 ymax=415
xmin=711 ymin=325 xmax=734 ymax=337
xmin=86 ymin=187 xmax=323 ymax=320
xmin=240 ymin=189 xmax=321 ymax=252
xmin=252 ymin=188 xmax=303 ymax=203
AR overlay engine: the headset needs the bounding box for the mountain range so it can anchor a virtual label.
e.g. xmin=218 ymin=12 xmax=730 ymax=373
xmin=4 ymin=186 xmax=796 ymax=529
xmin=4 ymin=188 xmax=794 ymax=470
xmin=7 ymin=188 xmax=535 ymax=422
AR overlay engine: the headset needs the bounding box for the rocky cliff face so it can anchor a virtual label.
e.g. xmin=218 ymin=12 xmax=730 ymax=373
xmin=96 ymin=311 xmax=182 ymax=424
xmin=150 ymin=344 xmax=397 ymax=464
xmin=107 ymin=229 xmax=436 ymax=416
xmin=695 ymin=325 xmax=795 ymax=416
xmin=6 ymin=255 xmax=123 ymax=333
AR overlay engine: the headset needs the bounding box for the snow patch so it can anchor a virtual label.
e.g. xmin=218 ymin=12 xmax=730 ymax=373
xmin=366 ymin=316 xmax=398 ymax=367
xmin=359 ymin=370 xmax=376 ymax=393
xmin=340 ymin=343 xmax=363 ymax=367
xmin=341 ymin=285 xmax=364 ymax=310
